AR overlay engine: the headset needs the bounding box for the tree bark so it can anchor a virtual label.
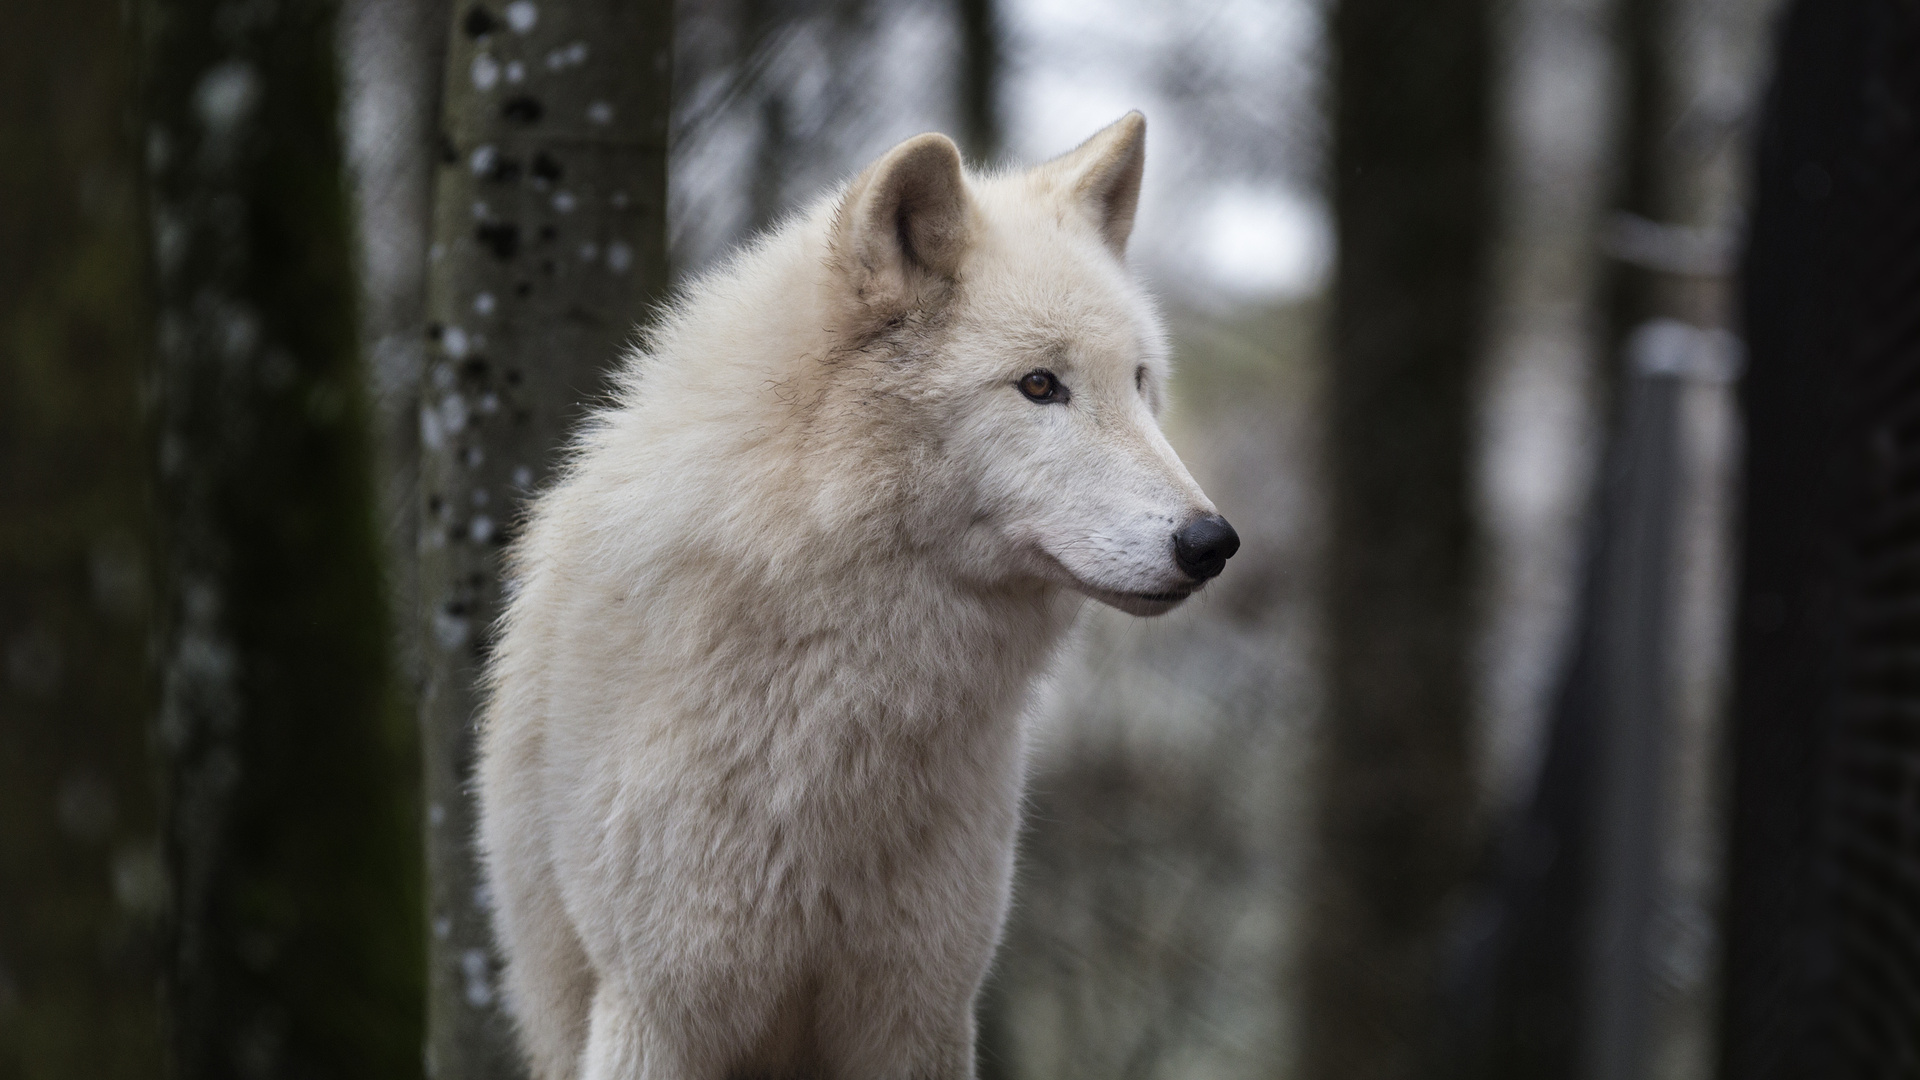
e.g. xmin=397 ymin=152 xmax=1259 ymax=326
xmin=417 ymin=2 xmax=672 ymax=1075
xmin=1300 ymin=0 xmax=1494 ymax=1075
xmin=0 ymin=2 xmax=164 ymax=1074
xmin=142 ymin=0 xmax=424 ymax=1075
xmin=341 ymin=0 xmax=454 ymax=761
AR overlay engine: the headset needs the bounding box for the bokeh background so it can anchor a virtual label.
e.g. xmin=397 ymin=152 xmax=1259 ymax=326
xmin=8 ymin=0 xmax=1916 ymax=1077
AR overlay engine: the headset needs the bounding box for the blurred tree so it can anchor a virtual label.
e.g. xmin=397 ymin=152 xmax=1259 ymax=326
xmin=955 ymin=0 xmax=1003 ymax=164
xmin=416 ymin=2 xmax=672 ymax=1075
xmin=1600 ymin=0 xmax=1677 ymax=375
xmin=1571 ymin=4 xmax=1688 ymax=1078
xmin=141 ymin=0 xmax=424 ymax=1075
xmin=1301 ymin=0 xmax=1493 ymax=1077
xmin=339 ymin=0 xmax=453 ymax=769
xmin=1723 ymin=0 xmax=1920 ymax=1073
xmin=0 ymin=2 xmax=165 ymax=1076
xmin=1452 ymin=0 xmax=1702 ymax=1073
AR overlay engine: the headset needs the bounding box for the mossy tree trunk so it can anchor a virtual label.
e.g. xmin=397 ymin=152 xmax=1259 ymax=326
xmin=0 ymin=2 xmax=164 ymax=1075
xmin=1300 ymin=0 xmax=1494 ymax=1076
xmin=141 ymin=0 xmax=424 ymax=1075
xmin=417 ymin=2 xmax=672 ymax=1075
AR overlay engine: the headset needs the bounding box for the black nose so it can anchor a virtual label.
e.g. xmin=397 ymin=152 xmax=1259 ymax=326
xmin=1173 ymin=514 xmax=1240 ymax=581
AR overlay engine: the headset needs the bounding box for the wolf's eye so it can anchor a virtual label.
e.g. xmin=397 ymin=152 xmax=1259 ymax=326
xmin=1018 ymin=370 xmax=1065 ymax=403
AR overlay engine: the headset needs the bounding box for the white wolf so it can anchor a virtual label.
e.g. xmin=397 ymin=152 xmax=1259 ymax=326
xmin=477 ymin=112 xmax=1239 ymax=1080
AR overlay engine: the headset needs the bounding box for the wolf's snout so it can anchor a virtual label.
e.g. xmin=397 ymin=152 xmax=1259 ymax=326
xmin=1173 ymin=514 xmax=1239 ymax=581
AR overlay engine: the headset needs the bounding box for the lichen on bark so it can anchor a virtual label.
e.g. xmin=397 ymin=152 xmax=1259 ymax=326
xmin=416 ymin=3 xmax=672 ymax=1076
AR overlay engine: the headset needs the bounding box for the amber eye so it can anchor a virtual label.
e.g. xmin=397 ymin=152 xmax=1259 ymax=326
xmin=1018 ymin=370 xmax=1064 ymax=403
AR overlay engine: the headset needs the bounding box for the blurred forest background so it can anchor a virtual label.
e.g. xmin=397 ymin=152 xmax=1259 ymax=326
xmin=1 ymin=0 xmax=1806 ymax=1076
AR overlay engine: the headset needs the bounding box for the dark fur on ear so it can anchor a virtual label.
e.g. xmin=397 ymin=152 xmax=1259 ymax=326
xmin=833 ymin=133 xmax=973 ymax=317
xmin=1045 ymin=111 xmax=1147 ymax=256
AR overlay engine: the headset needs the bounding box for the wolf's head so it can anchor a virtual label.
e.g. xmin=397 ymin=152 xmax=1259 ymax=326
xmin=819 ymin=113 xmax=1237 ymax=616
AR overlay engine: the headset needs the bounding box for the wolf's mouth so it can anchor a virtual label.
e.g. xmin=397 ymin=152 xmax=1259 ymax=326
xmin=1039 ymin=550 xmax=1203 ymax=616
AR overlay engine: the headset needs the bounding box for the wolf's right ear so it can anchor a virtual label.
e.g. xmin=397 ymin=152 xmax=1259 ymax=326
xmin=1044 ymin=112 xmax=1146 ymax=257
xmin=833 ymin=132 xmax=972 ymax=314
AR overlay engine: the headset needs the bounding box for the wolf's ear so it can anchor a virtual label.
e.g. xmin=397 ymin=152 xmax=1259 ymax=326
xmin=1045 ymin=112 xmax=1146 ymax=257
xmin=834 ymin=132 xmax=972 ymax=312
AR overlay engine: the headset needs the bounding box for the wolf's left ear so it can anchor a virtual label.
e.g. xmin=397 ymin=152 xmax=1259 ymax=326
xmin=834 ymin=132 xmax=972 ymax=312
xmin=1046 ymin=111 xmax=1147 ymax=257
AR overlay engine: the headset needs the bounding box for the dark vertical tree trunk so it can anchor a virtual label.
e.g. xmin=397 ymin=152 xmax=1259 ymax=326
xmin=1439 ymin=0 xmax=1706 ymax=1071
xmin=341 ymin=0 xmax=454 ymax=778
xmin=1300 ymin=0 xmax=1494 ymax=1075
xmin=1723 ymin=0 xmax=1920 ymax=1074
xmin=0 ymin=2 xmax=164 ymax=1074
xmin=142 ymin=0 xmax=424 ymax=1075
xmin=1567 ymin=8 xmax=1683 ymax=1061
xmin=1599 ymin=0 xmax=1675 ymax=380
xmin=954 ymin=0 xmax=1002 ymax=164
xmin=417 ymin=2 xmax=672 ymax=1075
xmin=1576 ymin=26 xmax=1683 ymax=1070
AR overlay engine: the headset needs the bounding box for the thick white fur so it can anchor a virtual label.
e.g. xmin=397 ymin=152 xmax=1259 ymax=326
xmin=477 ymin=113 xmax=1222 ymax=1080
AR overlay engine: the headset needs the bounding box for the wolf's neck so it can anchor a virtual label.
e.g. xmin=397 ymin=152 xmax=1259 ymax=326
xmin=713 ymin=547 xmax=1076 ymax=730
xmin=600 ymin=476 xmax=1053 ymax=749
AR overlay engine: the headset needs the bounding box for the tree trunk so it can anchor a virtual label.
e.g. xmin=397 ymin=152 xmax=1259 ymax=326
xmin=142 ymin=0 xmax=424 ymax=1075
xmin=1598 ymin=0 xmax=1675 ymax=382
xmin=1723 ymin=0 xmax=1920 ymax=1072
xmin=1300 ymin=0 xmax=1493 ymax=1075
xmin=417 ymin=2 xmax=672 ymax=1075
xmin=954 ymin=0 xmax=1002 ymax=164
xmin=340 ymin=0 xmax=454 ymax=764
xmin=0 ymin=2 xmax=164 ymax=1074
